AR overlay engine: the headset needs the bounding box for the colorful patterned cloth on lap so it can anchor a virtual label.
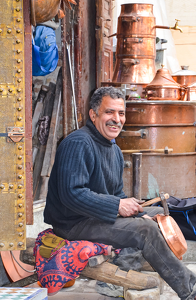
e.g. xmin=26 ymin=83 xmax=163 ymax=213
xmin=34 ymin=228 xmax=120 ymax=295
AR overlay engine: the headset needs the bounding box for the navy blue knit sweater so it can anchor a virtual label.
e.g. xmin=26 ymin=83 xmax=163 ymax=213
xmin=44 ymin=119 xmax=127 ymax=230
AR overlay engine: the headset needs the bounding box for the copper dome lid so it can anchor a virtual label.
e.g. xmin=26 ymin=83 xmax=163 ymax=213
xmin=147 ymin=66 xmax=181 ymax=88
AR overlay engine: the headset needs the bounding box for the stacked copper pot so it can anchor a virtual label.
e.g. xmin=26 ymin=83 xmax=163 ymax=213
xmin=112 ymin=3 xmax=156 ymax=86
xmin=109 ymin=4 xmax=196 ymax=199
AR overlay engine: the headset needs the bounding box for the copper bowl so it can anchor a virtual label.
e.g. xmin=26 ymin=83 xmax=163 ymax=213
xmin=31 ymin=0 xmax=61 ymax=26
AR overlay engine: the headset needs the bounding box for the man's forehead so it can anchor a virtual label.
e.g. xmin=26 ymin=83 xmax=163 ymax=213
xmin=101 ymin=96 xmax=125 ymax=109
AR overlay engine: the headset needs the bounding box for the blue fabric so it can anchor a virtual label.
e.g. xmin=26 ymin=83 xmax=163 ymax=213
xmin=32 ymin=25 xmax=58 ymax=76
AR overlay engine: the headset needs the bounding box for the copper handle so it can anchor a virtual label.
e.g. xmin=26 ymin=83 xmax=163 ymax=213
xmin=130 ymin=59 xmax=140 ymax=65
xmin=122 ymin=16 xmax=140 ymax=22
xmin=120 ymin=129 xmax=147 ymax=138
xmin=126 ymin=108 xmax=145 ymax=113
xmin=125 ymin=38 xmax=143 ymax=43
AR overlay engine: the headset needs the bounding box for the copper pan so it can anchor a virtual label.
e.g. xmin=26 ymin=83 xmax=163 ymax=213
xmin=157 ymin=193 xmax=187 ymax=260
xmin=112 ymin=57 xmax=156 ymax=83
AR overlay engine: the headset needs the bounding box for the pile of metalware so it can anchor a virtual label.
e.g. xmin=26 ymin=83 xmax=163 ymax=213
xmin=103 ymin=3 xmax=196 ymax=200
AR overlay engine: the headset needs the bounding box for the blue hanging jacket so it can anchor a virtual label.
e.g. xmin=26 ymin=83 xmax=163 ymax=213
xmin=32 ymin=25 xmax=59 ymax=76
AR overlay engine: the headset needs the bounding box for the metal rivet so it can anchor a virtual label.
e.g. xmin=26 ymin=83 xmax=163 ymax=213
xmin=18 ymin=223 xmax=23 ymax=227
xmin=0 ymin=29 xmax=2 ymax=33
xmin=16 ymin=49 xmax=21 ymax=54
xmin=17 ymin=69 xmax=21 ymax=73
xmin=16 ymin=0 xmax=20 ymax=2
xmin=18 ymin=203 xmax=23 ymax=208
xmin=18 ymin=165 xmax=23 ymax=169
xmin=9 ymin=243 xmax=14 ymax=247
xmin=18 ymin=213 xmax=22 ymax=217
xmin=9 ymin=184 xmax=14 ymax=189
xmin=17 ymin=97 xmax=22 ymax=101
xmin=17 ymin=78 xmax=21 ymax=83
xmin=7 ymin=29 xmax=11 ymax=34
xmin=0 ymin=88 xmax=3 ymax=92
xmin=17 ymin=117 xmax=22 ymax=121
xmin=16 ymin=18 xmax=21 ymax=22
xmin=18 ymin=175 xmax=22 ymax=179
xmin=17 ymin=107 xmax=22 ymax=111
xmin=18 ymin=185 xmax=22 ymax=189
xmin=16 ymin=39 xmax=20 ymax=44
xmin=17 ymin=88 xmax=21 ymax=92
xmin=0 ymin=243 xmax=4 ymax=247
xmin=18 ymin=146 xmax=22 ymax=150
xmin=18 ymin=194 xmax=23 ymax=199
xmin=18 ymin=242 xmax=23 ymax=246
xmin=8 ymin=88 xmax=13 ymax=93
xmin=18 ymin=156 xmax=22 ymax=160
xmin=16 ymin=29 xmax=21 ymax=33
xmin=17 ymin=59 xmax=21 ymax=63
xmin=0 ymin=185 xmax=5 ymax=189
xmin=18 ymin=232 xmax=23 ymax=237
xmin=16 ymin=7 xmax=20 ymax=12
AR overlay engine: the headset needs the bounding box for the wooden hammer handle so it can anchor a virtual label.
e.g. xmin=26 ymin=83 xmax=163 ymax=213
xmin=141 ymin=193 xmax=169 ymax=207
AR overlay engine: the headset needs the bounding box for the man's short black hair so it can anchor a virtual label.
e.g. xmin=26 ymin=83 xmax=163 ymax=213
xmin=90 ymin=86 xmax=125 ymax=115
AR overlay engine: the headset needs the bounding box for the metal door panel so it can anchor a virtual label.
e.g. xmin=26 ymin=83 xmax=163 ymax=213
xmin=0 ymin=0 xmax=26 ymax=251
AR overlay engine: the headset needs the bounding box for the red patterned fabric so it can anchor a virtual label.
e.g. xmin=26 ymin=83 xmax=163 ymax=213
xmin=34 ymin=229 xmax=120 ymax=295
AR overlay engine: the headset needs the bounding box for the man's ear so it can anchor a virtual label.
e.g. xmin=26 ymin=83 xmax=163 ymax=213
xmin=89 ymin=109 xmax=96 ymax=123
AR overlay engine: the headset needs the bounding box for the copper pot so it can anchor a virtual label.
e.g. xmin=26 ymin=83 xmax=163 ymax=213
xmin=112 ymin=3 xmax=156 ymax=84
xmin=116 ymin=125 xmax=195 ymax=153
xmin=186 ymin=82 xmax=196 ymax=101
xmin=117 ymin=4 xmax=156 ymax=37
xmin=117 ymin=37 xmax=156 ymax=58
xmin=113 ymin=58 xmax=156 ymax=84
xmin=172 ymin=66 xmax=196 ymax=86
xmin=125 ymin=101 xmax=195 ymax=125
xmin=31 ymin=0 xmax=61 ymax=26
xmin=145 ymin=66 xmax=185 ymax=100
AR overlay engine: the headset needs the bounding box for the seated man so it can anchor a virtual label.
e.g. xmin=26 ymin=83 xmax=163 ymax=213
xmin=44 ymin=86 xmax=196 ymax=300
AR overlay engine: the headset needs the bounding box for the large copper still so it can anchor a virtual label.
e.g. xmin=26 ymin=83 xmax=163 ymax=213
xmin=112 ymin=3 xmax=156 ymax=84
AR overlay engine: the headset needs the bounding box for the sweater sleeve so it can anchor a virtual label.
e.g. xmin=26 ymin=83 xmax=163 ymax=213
xmin=56 ymin=139 xmax=120 ymax=223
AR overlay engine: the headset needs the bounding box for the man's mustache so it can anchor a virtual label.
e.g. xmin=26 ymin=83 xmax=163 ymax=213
xmin=106 ymin=120 xmax=122 ymax=128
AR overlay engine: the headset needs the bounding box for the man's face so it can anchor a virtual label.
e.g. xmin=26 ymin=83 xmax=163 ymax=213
xmin=89 ymin=95 xmax=126 ymax=141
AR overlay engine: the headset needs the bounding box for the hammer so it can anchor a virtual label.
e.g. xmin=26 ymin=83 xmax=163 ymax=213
xmin=141 ymin=193 xmax=169 ymax=207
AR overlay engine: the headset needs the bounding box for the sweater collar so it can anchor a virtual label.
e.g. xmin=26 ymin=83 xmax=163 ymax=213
xmin=84 ymin=119 xmax=113 ymax=147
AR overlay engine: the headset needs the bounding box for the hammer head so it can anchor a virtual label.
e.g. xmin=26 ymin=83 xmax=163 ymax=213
xmin=160 ymin=192 xmax=169 ymax=216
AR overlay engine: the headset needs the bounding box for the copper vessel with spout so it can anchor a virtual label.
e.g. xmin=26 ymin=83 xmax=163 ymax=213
xmin=112 ymin=3 xmax=156 ymax=84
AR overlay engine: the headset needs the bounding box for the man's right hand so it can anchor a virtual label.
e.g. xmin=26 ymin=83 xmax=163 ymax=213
xmin=118 ymin=198 xmax=144 ymax=217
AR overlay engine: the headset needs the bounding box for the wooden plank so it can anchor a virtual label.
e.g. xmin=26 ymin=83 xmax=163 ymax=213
xmin=38 ymin=176 xmax=49 ymax=200
xmin=33 ymin=83 xmax=56 ymax=199
xmin=32 ymin=102 xmax=43 ymax=137
xmin=41 ymin=68 xmax=62 ymax=177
